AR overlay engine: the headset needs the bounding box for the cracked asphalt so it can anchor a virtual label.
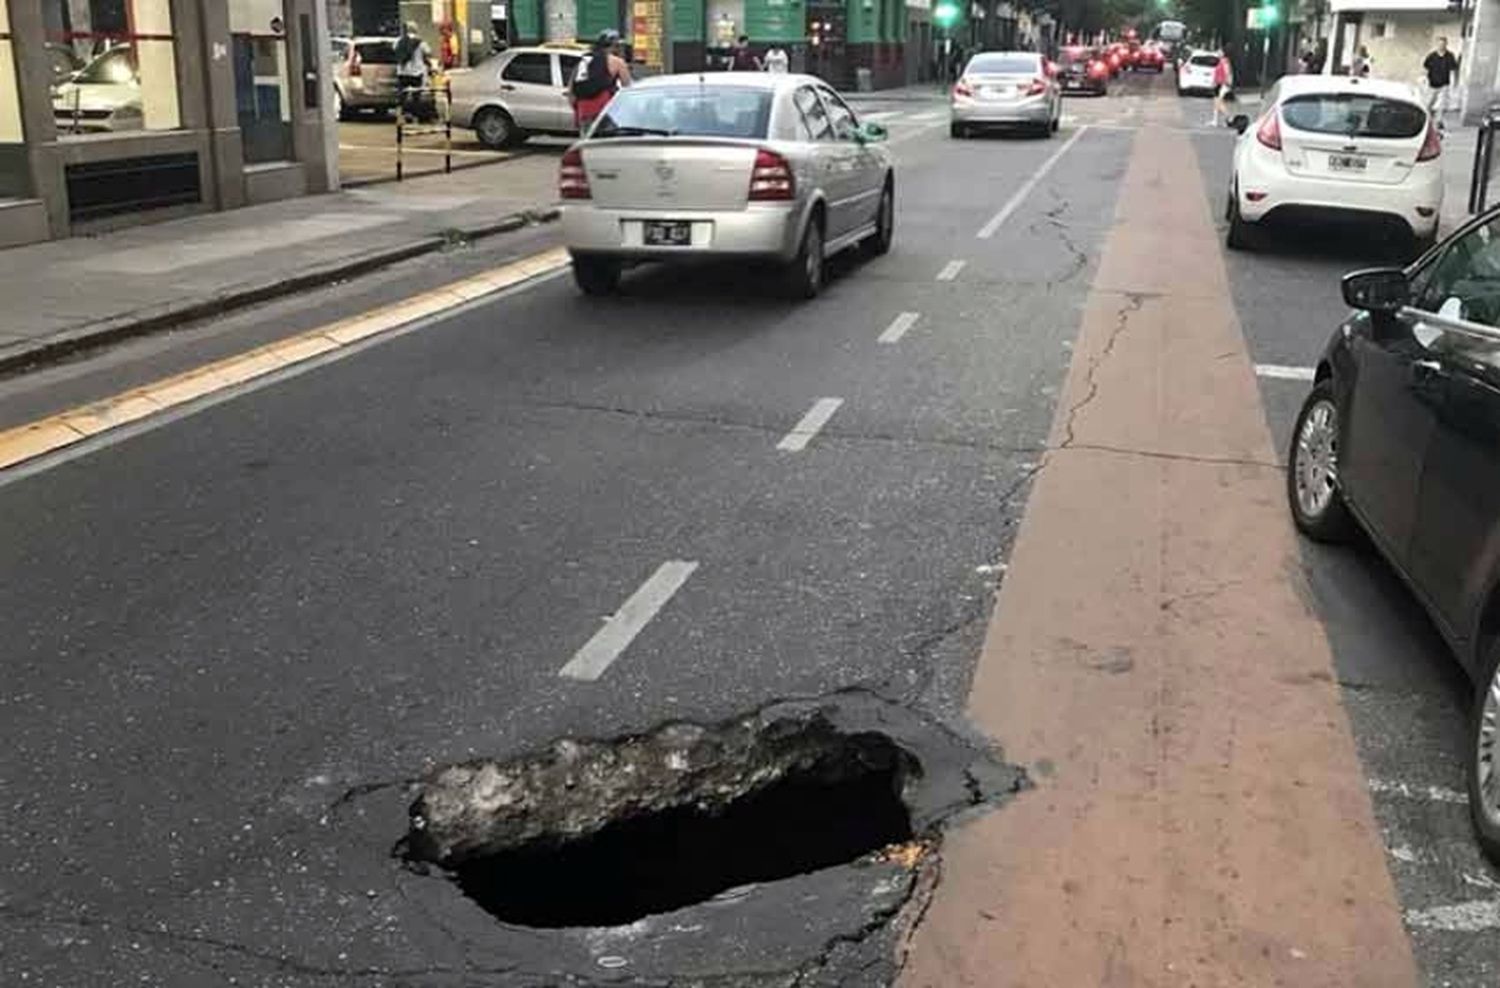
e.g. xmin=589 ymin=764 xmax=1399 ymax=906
xmin=15 ymin=72 xmax=1488 ymax=986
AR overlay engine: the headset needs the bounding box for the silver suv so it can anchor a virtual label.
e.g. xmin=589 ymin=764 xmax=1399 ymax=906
xmin=449 ymin=45 xmax=587 ymax=148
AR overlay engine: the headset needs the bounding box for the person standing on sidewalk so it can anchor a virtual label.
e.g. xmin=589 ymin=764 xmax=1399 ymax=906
xmin=730 ymin=35 xmax=761 ymax=70
xmin=571 ymin=30 xmax=631 ymax=133
xmin=763 ymin=45 xmax=789 ymax=74
xmin=1211 ymin=51 xmax=1233 ymax=127
xmin=394 ymin=22 xmax=432 ymax=121
xmin=1424 ymin=37 xmax=1460 ymax=131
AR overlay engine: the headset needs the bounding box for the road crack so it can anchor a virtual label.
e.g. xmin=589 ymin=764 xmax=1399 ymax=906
xmin=1057 ymin=292 xmax=1147 ymax=450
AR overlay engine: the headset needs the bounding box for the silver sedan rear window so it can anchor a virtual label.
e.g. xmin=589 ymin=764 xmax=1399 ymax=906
xmin=593 ymin=86 xmax=774 ymax=140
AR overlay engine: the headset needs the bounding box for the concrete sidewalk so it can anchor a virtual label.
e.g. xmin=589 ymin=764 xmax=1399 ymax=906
xmin=0 ymin=153 xmax=560 ymax=373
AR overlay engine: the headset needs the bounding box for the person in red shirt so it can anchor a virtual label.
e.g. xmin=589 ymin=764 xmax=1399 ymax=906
xmin=571 ymin=30 xmax=632 ymax=132
xmin=1212 ymin=52 xmax=1233 ymax=127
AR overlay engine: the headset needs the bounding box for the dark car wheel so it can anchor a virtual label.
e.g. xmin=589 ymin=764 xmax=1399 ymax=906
xmin=865 ymin=182 xmax=894 ymax=257
xmin=784 ymin=217 xmax=825 ymax=300
xmin=572 ymin=255 xmax=621 ymax=296
xmin=474 ymin=107 xmax=520 ymax=149
xmin=1287 ymin=380 xmax=1355 ymax=543
xmin=950 ymin=122 xmax=967 ymax=139
xmin=1468 ymin=642 xmax=1500 ymax=865
xmin=1226 ymin=184 xmax=1259 ymax=251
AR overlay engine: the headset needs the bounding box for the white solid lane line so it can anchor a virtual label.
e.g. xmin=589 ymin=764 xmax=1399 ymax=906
xmin=777 ymin=397 xmax=844 ymax=452
xmin=1254 ymin=363 xmax=1316 ymax=382
xmin=1367 ymin=777 xmax=1468 ymax=805
xmin=879 ymin=311 xmax=921 ymax=344
xmin=936 ymin=260 xmax=966 ymax=281
xmin=976 ymin=125 xmax=1089 ymax=239
xmin=558 ymin=560 xmax=699 ymax=681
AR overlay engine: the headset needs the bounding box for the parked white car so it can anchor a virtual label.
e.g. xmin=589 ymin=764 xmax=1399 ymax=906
xmin=449 ymin=45 xmax=587 ymax=148
xmin=1176 ymin=49 xmax=1219 ymax=96
xmin=1225 ymin=75 xmax=1444 ymax=255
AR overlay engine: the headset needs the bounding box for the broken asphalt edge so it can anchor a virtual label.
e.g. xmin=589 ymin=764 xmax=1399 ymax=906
xmin=0 ymin=205 xmax=562 ymax=378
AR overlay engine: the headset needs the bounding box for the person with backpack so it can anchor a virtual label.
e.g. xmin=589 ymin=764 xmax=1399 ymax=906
xmin=394 ymin=22 xmax=432 ymax=120
xmin=572 ymin=30 xmax=632 ymax=132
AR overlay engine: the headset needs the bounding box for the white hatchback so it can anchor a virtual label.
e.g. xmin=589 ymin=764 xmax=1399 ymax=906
xmin=1226 ymin=75 xmax=1444 ymax=255
xmin=1177 ymin=50 xmax=1219 ymax=96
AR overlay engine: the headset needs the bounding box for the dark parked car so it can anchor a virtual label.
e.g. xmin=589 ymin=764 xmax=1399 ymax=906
xmin=1056 ymin=45 xmax=1109 ymax=96
xmin=1288 ymin=208 xmax=1500 ymax=862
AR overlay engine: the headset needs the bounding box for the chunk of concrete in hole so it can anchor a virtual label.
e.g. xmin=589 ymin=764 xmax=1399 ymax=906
xmin=401 ymin=692 xmax=1025 ymax=869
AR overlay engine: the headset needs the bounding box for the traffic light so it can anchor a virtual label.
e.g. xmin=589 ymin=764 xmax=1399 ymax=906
xmin=934 ymin=1 xmax=961 ymax=28
xmin=1261 ymin=3 xmax=1279 ymax=24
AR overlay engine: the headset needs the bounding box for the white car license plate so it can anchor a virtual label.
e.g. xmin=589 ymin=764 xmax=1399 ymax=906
xmin=1328 ymin=154 xmax=1367 ymax=172
xmin=644 ymin=220 xmax=692 ymax=246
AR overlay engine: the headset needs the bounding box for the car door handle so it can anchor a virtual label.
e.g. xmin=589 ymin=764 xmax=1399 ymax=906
xmin=500 ymin=83 xmax=515 ymax=91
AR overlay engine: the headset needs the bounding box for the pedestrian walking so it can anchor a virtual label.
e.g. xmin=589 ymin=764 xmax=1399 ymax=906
xmin=1211 ymin=51 xmax=1233 ymax=127
xmin=1352 ymin=44 xmax=1371 ymax=77
xmin=1423 ymin=36 xmax=1460 ymax=131
xmin=394 ymin=21 xmax=432 ymax=120
xmin=763 ymin=45 xmax=789 ymax=73
xmin=730 ymin=34 xmax=760 ymax=70
xmin=571 ymin=29 xmax=631 ymax=132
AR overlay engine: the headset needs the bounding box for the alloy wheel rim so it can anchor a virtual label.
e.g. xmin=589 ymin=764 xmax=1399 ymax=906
xmin=1294 ymin=398 xmax=1338 ymax=518
xmin=482 ymin=115 xmax=507 ymax=144
xmin=1480 ymin=670 xmax=1500 ymax=827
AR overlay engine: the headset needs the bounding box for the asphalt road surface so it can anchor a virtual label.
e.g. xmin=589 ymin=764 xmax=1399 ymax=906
xmin=2 ymin=73 xmax=1497 ymax=986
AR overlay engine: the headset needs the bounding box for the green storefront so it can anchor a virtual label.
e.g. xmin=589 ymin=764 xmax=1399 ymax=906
xmin=514 ymin=0 xmax=910 ymax=87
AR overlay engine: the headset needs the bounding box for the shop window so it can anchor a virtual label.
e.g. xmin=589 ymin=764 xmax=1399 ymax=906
xmin=47 ymin=0 xmax=182 ymax=137
xmin=1 ymin=0 xmax=23 ymax=143
xmin=230 ymin=0 xmax=292 ymax=162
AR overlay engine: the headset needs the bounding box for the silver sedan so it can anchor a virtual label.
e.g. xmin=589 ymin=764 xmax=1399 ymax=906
xmin=558 ymin=73 xmax=895 ymax=298
xmin=950 ymin=51 xmax=1062 ymax=138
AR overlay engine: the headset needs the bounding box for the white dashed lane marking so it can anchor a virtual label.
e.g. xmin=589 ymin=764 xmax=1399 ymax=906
xmin=558 ymin=560 xmax=699 ymax=681
xmin=936 ymin=260 xmax=966 ymax=281
xmin=1254 ymin=363 xmax=1316 ymax=382
xmin=777 ymin=398 xmax=843 ymax=452
xmin=878 ymin=312 xmax=921 ymax=344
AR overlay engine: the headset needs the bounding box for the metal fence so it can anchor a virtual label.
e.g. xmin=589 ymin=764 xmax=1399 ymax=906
xmin=394 ymin=82 xmax=454 ymax=182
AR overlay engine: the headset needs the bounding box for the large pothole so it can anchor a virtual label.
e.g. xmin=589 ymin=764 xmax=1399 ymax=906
xmin=398 ymin=691 xmax=1023 ymax=939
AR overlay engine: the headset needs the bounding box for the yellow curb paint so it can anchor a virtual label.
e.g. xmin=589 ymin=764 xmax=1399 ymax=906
xmin=58 ymin=395 xmax=164 ymax=436
xmin=0 ymin=420 xmax=87 ymax=465
xmin=0 ymin=247 xmax=569 ymax=473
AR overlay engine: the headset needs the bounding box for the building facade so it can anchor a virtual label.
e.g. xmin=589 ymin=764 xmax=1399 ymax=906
xmin=0 ymin=0 xmax=336 ymax=247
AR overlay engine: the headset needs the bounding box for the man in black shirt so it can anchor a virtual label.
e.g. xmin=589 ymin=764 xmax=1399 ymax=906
xmin=1423 ymin=36 xmax=1460 ymax=130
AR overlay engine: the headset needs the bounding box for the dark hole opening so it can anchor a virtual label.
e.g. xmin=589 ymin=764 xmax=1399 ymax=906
xmin=451 ymin=734 xmax=915 ymax=928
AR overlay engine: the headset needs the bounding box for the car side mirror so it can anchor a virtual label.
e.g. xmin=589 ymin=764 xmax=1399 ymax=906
xmin=1230 ymin=114 xmax=1250 ymax=134
xmin=855 ymin=120 xmax=888 ymax=143
xmin=1342 ymin=267 xmax=1410 ymax=312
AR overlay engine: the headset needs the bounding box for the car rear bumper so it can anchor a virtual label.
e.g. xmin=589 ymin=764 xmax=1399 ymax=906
xmin=950 ymin=96 xmax=1052 ymax=124
xmin=1238 ymin=166 xmax=1443 ymax=236
xmin=561 ymin=203 xmax=803 ymax=261
xmin=1058 ymin=76 xmax=1107 ymax=93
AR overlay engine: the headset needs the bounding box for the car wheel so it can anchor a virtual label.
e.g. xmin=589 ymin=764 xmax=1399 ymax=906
xmin=866 ymin=181 xmax=894 ymax=257
xmin=784 ymin=216 xmax=825 ymax=300
xmin=950 ymin=122 xmax=966 ymax=139
xmin=1287 ymin=380 xmax=1355 ymax=543
xmin=334 ymin=87 xmax=350 ymax=121
xmin=474 ymin=107 xmax=518 ymax=149
xmin=1226 ymin=184 xmax=1258 ymax=251
xmin=1468 ymin=641 xmax=1500 ymax=865
xmin=571 ymin=255 xmax=621 ymax=296
xmin=1051 ymin=110 xmax=1061 ymax=132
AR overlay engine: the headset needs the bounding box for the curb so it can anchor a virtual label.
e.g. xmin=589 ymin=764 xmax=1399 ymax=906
xmin=0 ymin=205 xmax=562 ymax=378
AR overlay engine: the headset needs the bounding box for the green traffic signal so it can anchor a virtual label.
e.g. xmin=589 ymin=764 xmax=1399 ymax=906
xmin=1262 ymin=3 xmax=1279 ymax=23
xmin=934 ymin=1 xmax=961 ymax=27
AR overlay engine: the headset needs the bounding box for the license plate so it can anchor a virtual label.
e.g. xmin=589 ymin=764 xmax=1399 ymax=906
xmin=1328 ymin=154 xmax=1367 ymax=172
xmin=644 ymin=220 xmax=692 ymax=246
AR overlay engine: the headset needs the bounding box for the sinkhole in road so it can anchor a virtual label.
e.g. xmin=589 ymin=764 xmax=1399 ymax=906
xmin=399 ymin=703 xmax=942 ymax=929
